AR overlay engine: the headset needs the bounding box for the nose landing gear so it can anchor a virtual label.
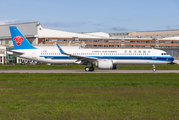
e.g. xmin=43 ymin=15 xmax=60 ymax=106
xmin=152 ymin=64 xmax=156 ymax=72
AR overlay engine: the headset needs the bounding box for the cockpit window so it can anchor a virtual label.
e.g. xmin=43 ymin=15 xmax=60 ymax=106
xmin=161 ymin=53 xmax=168 ymax=55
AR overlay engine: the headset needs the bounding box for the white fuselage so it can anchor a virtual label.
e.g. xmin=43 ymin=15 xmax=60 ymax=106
xmin=11 ymin=48 xmax=174 ymax=65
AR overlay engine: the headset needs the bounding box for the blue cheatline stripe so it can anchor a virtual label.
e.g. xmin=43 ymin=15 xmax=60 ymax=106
xmin=40 ymin=55 xmax=174 ymax=62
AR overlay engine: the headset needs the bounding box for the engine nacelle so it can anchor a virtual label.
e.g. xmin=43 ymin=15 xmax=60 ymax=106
xmin=95 ymin=60 xmax=117 ymax=69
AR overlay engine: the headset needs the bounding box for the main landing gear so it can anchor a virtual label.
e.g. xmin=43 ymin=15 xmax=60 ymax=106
xmin=85 ymin=67 xmax=94 ymax=71
xmin=152 ymin=64 xmax=156 ymax=72
xmin=85 ymin=62 xmax=95 ymax=71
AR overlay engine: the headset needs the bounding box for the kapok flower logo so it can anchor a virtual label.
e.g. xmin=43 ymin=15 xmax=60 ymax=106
xmin=13 ymin=36 xmax=24 ymax=46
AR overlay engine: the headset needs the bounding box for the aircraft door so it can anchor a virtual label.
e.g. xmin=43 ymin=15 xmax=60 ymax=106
xmin=32 ymin=50 xmax=37 ymax=60
xmin=152 ymin=49 xmax=157 ymax=60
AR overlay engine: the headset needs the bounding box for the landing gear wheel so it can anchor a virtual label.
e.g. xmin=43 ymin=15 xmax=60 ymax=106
xmin=152 ymin=64 xmax=156 ymax=72
xmin=85 ymin=67 xmax=94 ymax=71
xmin=85 ymin=67 xmax=90 ymax=71
xmin=89 ymin=67 xmax=94 ymax=71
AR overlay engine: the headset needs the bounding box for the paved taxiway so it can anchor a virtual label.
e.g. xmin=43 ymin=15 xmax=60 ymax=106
xmin=0 ymin=70 xmax=179 ymax=73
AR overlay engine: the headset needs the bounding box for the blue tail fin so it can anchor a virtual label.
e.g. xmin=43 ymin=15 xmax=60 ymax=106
xmin=9 ymin=26 xmax=36 ymax=50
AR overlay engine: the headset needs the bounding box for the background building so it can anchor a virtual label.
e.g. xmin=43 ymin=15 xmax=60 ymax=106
xmin=0 ymin=22 xmax=179 ymax=64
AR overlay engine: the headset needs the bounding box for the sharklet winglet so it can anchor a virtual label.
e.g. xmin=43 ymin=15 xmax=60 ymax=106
xmin=56 ymin=44 xmax=65 ymax=54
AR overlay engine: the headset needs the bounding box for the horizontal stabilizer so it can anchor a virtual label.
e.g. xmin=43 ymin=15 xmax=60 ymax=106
xmin=7 ymin=50 xmax=24 ymax=55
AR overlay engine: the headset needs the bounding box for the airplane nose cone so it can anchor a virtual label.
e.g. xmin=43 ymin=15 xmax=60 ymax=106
xmin=172 ymin=57 xmax=174 ymax=61
xmin=171 ymin=56 xmax=174 ymax=61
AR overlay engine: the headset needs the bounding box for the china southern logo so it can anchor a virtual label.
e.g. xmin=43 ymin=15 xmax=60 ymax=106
xmin=13 ymin=36 xmax=24 ymax=46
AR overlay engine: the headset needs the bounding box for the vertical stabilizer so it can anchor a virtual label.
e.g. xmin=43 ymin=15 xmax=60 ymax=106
xmin=9 ymin=26 xmax=36 ymax=50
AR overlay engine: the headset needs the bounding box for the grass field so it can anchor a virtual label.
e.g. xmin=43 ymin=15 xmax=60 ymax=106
xmin=0 ymin=73 xmax=179 ymax=120
xmin=0 ymin=64 xmax=179 ymax=70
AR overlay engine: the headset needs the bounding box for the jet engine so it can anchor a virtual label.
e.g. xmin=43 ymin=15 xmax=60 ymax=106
xmin=95 ymin=60 xmax=117 ymax=69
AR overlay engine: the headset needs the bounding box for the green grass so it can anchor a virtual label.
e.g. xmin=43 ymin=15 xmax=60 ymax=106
xmin=0 ymin=64 xmax=179 ymax=70
xmin=0 ymin=73 xmax=179 ymax=120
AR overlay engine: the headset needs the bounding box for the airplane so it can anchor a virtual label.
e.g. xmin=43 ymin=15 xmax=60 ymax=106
xmin=8 ymin=26 xmax=174 ymax=72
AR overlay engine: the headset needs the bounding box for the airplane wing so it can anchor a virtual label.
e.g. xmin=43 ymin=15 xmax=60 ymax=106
xmin=56 ymin=44 xmax=98 ymax=63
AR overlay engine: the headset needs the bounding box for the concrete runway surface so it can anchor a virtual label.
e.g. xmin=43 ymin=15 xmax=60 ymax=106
xmin=0 ymin=70 xmax=179 ymax=73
